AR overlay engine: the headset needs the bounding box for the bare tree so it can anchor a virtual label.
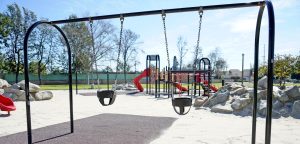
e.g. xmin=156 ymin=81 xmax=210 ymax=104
xmin=192 ymin=46 xmax=203 ymax=66
xmin=88 ymin=20 xmax=115 ymax=84
xmin=176 ymin=36 xmax=188 ymax=70
xmin=208 ymin=47 xmax=221 ymax=73
xmin=117 ymin=29 xmax=140 ymax=83
xmin=215 ymin=57 xmax=228 ymax=79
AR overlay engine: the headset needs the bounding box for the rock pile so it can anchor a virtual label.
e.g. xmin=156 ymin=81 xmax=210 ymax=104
xmin=194 ymin=76 xmax=300 ymax=119
xmin=112 ymin=83 xmax=137 ymax=90
xmin=0 ymin=79 xmax=53 ymax=101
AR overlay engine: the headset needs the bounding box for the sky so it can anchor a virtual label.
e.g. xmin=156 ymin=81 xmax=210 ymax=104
xmin=0 ymin=0 xmax=299 ymax=71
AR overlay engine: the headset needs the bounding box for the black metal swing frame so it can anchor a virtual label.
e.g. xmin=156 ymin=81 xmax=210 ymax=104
xmin=23 ymin=1 xmax=275 ymax=144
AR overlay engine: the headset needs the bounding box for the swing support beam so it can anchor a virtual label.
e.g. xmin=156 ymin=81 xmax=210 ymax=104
xmin=23 ymin=1 xmax=275 ymax=144
xmin=50 ymin=1 xmax=264 ymax=24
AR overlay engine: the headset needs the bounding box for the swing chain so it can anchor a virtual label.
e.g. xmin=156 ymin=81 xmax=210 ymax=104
xmin=161 ymin=10 xmax=170 ymax=69
xmin=194 ymin=7 xmax=204 ymax=69
xmin=114 ymin=15 xmax=124 ymax=85
xmin=116 ymin=15 xmax=124 ymax=73
xmin=89 ymin=18 xmax=95 ymax=63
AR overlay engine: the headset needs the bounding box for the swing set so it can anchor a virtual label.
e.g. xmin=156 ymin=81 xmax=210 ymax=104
xmin=23 ymin=1 xmax=275 ymax=144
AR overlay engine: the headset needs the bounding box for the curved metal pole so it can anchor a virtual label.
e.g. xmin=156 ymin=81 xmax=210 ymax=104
xmin=265 ymin=1 xmax=275 ymax=144
xmin=24 ymin=21 xmax=73 ymax=144
xmin=252 ymin=5 xmax=265 ymax=144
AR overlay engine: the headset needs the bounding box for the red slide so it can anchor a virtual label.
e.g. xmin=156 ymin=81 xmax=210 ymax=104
xmin=202 ymin=80 xmax=218 ymax=92
xmin=133 ymin=68 xmax=151 ymax=92
xmin=173 ymin=83 xmax=188 ymax=91
xmin=0 ymin=94 xmax=16 ymax=115
xmin=209 ymin=85 xmax=218 ymax=92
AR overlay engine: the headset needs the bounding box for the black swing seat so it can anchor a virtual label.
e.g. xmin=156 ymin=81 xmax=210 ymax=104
xmin=172 ymin=97 xmax=192 ymax=115
xmin=97 ymin=90 xmax=116 ymax=106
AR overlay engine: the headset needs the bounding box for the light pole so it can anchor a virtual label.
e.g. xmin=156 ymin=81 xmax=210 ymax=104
xmin=242 ymin=53 xmax=244 ymax=86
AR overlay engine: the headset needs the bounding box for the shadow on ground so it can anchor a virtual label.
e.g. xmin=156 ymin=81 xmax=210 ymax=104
xmin=0 ymin=113 xmax=176 ymax=144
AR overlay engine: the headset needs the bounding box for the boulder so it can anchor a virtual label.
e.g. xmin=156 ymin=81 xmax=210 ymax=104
xmin=273 ymin=86 xmax=281 ymax=99
xmin=284 ymin=86 xmax=300 ymax=100
xmin=33 ymin=91 xmax=53 ymax=101
xmin=112 ymin=84 xmax=124 ymax=90
xmin=247 ymin=88 xmax=254 ymax=98
xmin=233 ymin=104 xmax=253 ymax=116
xmin=231 ymin=97 xmax=252 ymax=110
xmin=249 ymin=89 xmax=274 ymax=100
xmin=15 ymin=90 xmax=35 ymax=101
xmin=291 ymin=100 xmax=300 ymax=119
xmin=0 ymin=89 xmax=4 ymax=94
xmin=258 ymin=100 xmax=281 ymax=118
xmin=276 ymin=90 xmax=289 ymax=103
xmin=3 ymin=86 xmax=23 ymax=101
xmin=203 ymin=91 xmax=229 ymax=107
xmin=273 ymin=100 xmax=284 ymax=110
xmin=271 ymin=110 xmax=282 ymax=119
xmin=230 ymin=87 xmax=247 ymax=95
xmin=18 ymin=80 xmax=40 ymax=92
xmin=229 ymin=83 xmax=243 ymax=91
xmin=0 ymin=79 xmax=10 ymax=88
xmin=258 ymin=100 xmax=267 ymax=116
xmin=4 ymin=86 xmax=22 ymax=95
xmin=194 ymin=97 xmax=208 ymax=107
xmin=258 ymin=90 xmax=268 ymax=100
xmin=211 ymin=104 xmax=233 ymax=114
xmin=11 ymin=83 xmax=21 ymax=90
xmin=279 ymin=106 xmax=292 ymax=117
xmin=2 ymin=92 xmax=17 ymax=101
xmin=258 ymin=76 xmax=268 ymax=89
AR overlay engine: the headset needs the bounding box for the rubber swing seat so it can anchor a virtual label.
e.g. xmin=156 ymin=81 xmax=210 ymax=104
xmin=97 ymin=90 xmax=116 ymax=106
xmin=172 ymin=97 xmax=192 ymax=115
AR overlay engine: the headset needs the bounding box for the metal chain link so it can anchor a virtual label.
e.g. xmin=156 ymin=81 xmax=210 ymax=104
xmin=89 ymin=19 xmax=96 ymax=67
xmin=162 ymin=10 xmax=170 ymax=69
xmin=194 ymin=7 xmax=204 ymax=70
xmin=114 ymin=15 xmax=124 ymax=85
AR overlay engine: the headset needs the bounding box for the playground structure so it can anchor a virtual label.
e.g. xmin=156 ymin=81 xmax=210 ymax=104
xmin=22 ymin=1 xmax=275 ymax=144
xmin=133 ymin=55 xmax=218 ymax=98
xmin=0 ymin=94 xmax=16 ymax=115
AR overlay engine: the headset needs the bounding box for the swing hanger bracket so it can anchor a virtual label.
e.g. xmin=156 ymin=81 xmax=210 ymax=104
xmin=199 ymin=7 xmax=203 ymax=16
xmin=120 ymin=14 xmax=124 ymax=22
xmin=161 ymin=10 xmax=166 ymax=19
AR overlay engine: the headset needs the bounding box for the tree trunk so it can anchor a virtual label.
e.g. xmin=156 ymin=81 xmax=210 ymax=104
xmin=14 ymin=36 xmax=19 ymax=83
xmin=38 ymin=60 xmax=42 ymax=85
xmin=124 ymin=58 xmax=127 ymax=83
xmin=16 ymin=51 xmax=20 ymax=83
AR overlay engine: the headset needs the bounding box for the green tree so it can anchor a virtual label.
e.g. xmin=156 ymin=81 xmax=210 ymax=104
xmin=31 ymin=24 xmax=59 ymax=84
xmin=258 ymin=64 xmax=267 ymax=78
xmin=29 ymin=61 xmax=46 ymax=74
xmin=3 ymin=3 xmax=37 ymax=82
xmin=102 ymin=66 xmax=113 ymax=72
xmin=62 ymin=14 xmax=92 ymax=72
xmin=274 ymin=55 xmax=293 ymax=87
xmin=0 ymin=13 xmax=12 ymax=47
xmin=292 ymin=55 xmax=300 ymax=74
